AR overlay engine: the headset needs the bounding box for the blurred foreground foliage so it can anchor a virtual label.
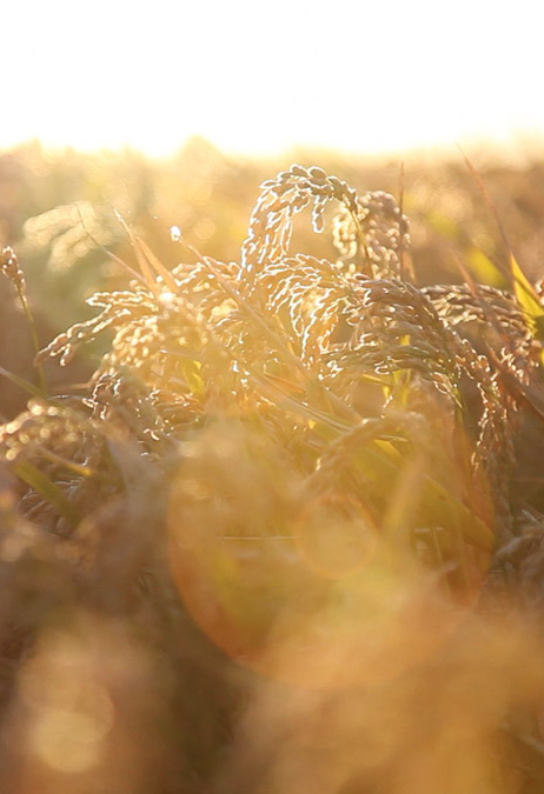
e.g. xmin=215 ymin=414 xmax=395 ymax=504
xmin=2 ymin=145 xmax=544 ymax=792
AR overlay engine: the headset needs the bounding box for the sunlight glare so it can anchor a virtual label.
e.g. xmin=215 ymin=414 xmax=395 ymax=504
xmin=3 ymin=0 xmax=543 ymax=157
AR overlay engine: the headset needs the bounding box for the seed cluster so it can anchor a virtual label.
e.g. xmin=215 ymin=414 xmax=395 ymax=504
xmin=1 ymin=246 xmax=26 ymax=292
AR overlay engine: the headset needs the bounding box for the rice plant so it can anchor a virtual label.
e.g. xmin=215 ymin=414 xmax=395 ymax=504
xmin=2 ymin=165 xmax=544 ymax=792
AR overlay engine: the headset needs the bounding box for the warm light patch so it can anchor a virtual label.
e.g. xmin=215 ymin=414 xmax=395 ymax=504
xmin=17 ymin=627 xmax=115 ymax=773
xmin=295 ymin=494 xmax=376 ymax=579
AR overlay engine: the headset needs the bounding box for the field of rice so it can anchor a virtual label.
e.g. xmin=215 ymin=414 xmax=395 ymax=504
xmin=2 ymin=142 xmax=544 ymax=792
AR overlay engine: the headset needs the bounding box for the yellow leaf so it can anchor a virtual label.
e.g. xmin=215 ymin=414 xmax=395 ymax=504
xmin=511 ymin=253 xmax=544 ymax=340
xmin=466 ymin=248 xmax=506 ymax=288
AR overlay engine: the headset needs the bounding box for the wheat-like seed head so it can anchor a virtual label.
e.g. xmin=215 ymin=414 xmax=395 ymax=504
xmin=1 ymin=246 xmax=26 ymax=292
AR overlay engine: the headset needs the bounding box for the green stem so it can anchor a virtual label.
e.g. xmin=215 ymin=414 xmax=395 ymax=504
xmin=16 ymin=285 xmax=47 ymax=395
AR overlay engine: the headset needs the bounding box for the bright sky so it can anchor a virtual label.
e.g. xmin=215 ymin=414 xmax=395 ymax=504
xmin=3 ymin=0 xmax=542 ymax=158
